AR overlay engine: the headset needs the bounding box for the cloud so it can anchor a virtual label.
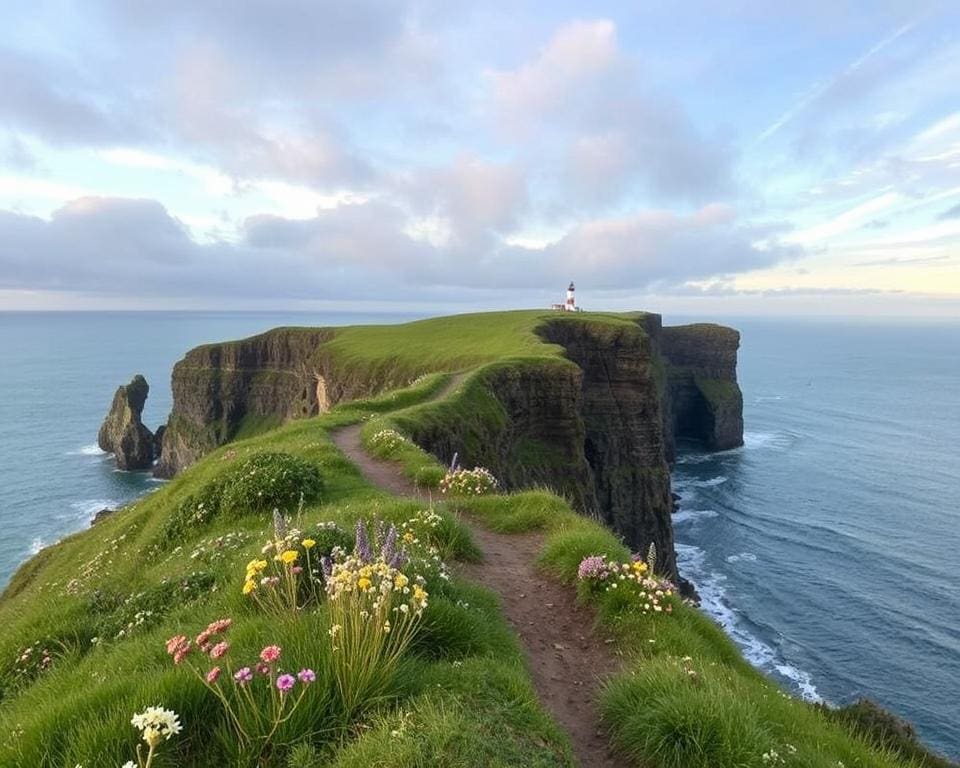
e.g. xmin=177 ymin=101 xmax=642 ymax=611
xmin=486 ymin=19 xmax=732 ymax=205
xmin=0 ymin=48 xmax=153 ymax=146
xmin=0 ymin=195 xmax=798 ymax=301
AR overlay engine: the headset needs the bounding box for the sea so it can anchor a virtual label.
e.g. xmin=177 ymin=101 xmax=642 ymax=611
xmin=0 ymin=311 xmax=957 ymax=759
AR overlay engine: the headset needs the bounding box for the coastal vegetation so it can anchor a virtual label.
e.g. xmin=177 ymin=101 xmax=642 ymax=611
xmin=0 ymin=312 xmax=950 ymax=767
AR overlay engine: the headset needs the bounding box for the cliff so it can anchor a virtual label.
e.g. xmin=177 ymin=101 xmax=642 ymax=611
xmin=97 ymin=374 xmax=156 ymax=470
xmin=657 ymin=321 xmax=744 ymax=456
xmin=155 ymin=329 xmax=329 ymax=477
xmin=152 ymin=311 xmax=743 ymax=578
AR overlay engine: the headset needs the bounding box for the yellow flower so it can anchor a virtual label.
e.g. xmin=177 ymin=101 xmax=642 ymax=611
xmin=357 ymin=577 xmax=372 ymax=591
xmin=394 ymin=573 xmax=409 ymax=589
xmin=413 ymin=585 xmax=427 ymax=603
xmin=301 ymin=538 xmax=316 ymax=550
xmin=242 ymin=580 xmax=256 ymax=595
xmin=279 ymin=550 xmax=299 ymax=565
xmin=632 ymin=561 xmax=648 ymax=574
xmin=402 ymin=532 xmax=415 ymax=544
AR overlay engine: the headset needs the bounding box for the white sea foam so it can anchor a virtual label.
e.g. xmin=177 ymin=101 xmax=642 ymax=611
xmin=672 ymin=509 xmax=718 ymax=524
xmin=676 ymin=542 xmax=822 ymax=702
xmin=70 ymin=499 xmax=119 ymax=521
xmin=689 ymin=475 xmax=728 ymax=488
xmin=68 ymin=443 xmax=108 ymax=456
xmin=743 ymin=431 xmax=794 ymax=450
xmin=29 ymin=537 xmax=45 ymax=555
xmin=725 ymin=552 xmax=758 ymax=563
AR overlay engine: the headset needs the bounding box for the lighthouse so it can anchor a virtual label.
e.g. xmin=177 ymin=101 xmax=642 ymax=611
xmin=551 ymin=281 xmax=582 ymax=311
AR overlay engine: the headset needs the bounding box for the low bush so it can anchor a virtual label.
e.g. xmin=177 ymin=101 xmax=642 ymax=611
xmin=220 ymin=453 xmax=324 ymax=516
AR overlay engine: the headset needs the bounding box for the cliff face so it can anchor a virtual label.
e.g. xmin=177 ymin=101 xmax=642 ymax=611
xmin=538 ymin=319 xmax=676 ymax=575
xmin=155 ymin=329 xmax=332 ymax=477
xmin=658 ymin=323 xmax=744 ymax=454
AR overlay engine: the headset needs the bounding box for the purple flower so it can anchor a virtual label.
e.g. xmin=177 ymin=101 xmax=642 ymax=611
xmin=577 ymin=555 xmax=607 ymax=581
xmin=276 ymin=673 xmax=296 ymax=693
xmin=381 ymin=525 xmax=397 ymax=565
xmin=355 ymin=520 xmax=372 ymax=563
xmin=234 ymin=667 xmax=253 ymax=685
xmin=297 ymin=668 xmax=316 ymax=684
xmin=320 ymin=555 xmax=332 ymax=579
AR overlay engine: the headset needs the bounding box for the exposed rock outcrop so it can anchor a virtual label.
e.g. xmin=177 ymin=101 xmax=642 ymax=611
xmin=658 ymin=322 xmax=744 ymax=455
xmin=98 ymin=375 xmax=156 ymax=470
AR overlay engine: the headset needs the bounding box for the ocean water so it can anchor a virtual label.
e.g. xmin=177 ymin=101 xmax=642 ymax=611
xmin=0 ymin=311 xmax=418 ymax=585
xmin=0 ymin=312 xmax=957 ymax=758
xmin=670 ymin=317 xmax=960 ymax=760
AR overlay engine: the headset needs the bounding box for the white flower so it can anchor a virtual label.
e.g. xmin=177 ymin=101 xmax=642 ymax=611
xmin=130 ymin=705 xmax=181 ymax=746
xmin=122 ymin=762 xmax=136 ymax=768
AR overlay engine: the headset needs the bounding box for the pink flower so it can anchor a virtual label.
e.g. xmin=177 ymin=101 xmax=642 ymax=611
xmin=255 ymin=662 xmax=271 ymax=676
xmin=259 ymin=645 xmax=281 ymax=663
xmin=172 ymin=641 xmax=192 ymax=665
xmin=209 ymin=641 xmax=230 ymax=659
xmin=276 ymin=673 xmax=296 ymax=693
xmin=292 ymin=566 xmax=304 ymax=575
xmin=233 ymin=667 xmax=253 ymax=685
xmin=297 ymin=668 xmax=316 ymax=684
xmin=165 ymin=634 xmax=188 ymax=655
xmin=207 ymin=618 xmax=233 ymax=634
xmin=206 ymin=666 xmax=221 ymax=683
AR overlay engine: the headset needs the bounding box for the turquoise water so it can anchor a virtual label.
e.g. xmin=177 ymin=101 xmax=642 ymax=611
xmin=670 ymin=317 xmax=960 ymax=760
xmin=0 ymin=312 xmax=957 ymax=758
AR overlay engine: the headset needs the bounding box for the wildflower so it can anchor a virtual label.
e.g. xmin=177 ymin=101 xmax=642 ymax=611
xmin=206 ymin=666 xmax=221 ymax=683
xmin=355 ymin=520 xmax=372 ymax=562
xmin=357 ymin=577 xmax=372 ymax=591
xmin=209 ymin=641 xmax=229 ymax=659
xmin=131 ymin=705 xmax=181 ymax=747
xmin=260 ymin=645 xmax=281 ymax=663
xmin=278 ymin=549 xmax=299 ymax=565
xmin=242 ymin=580 xmax=255 ymax=595
xmin=301 ymin=538 xmax=316 ymax=549
xmin=255 ymin=662 xmax=271 ymax=676
xmin=298 ymin=668 xmax=316 ymax=684
xmin=276 ymin=674 xmax=296 ymax=693
xmin=234 ymin=667 xmax=253 ymax=685
xmin=165 ymin=634 xmax=188 ymax=655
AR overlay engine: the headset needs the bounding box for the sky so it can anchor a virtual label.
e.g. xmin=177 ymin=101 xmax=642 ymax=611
xmin=1 ymin=0 xmax=959 ymax=316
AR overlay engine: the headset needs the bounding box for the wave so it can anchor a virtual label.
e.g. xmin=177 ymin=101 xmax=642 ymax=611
xmin=726 ymin=552 xmax=758 ymax=563
xmin=676 ymin=542 xmax=821 ymax=702
xmin=29 ymin=537 xmax=45 ymax=555
xmin=68 ymin=443 xmax=108 ymax=457
xmin=673 ymin=509 xmax=718 ymax=524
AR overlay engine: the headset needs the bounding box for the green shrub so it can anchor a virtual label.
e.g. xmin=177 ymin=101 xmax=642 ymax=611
xmin=413 ymin=465 xmax=445 ymax=489
xmin=220 ymin=452 xmax=324 ymax=516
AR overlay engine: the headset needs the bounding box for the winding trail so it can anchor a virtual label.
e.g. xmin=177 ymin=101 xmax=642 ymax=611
xmin=331 ymin=375 xmax=627 ymax=768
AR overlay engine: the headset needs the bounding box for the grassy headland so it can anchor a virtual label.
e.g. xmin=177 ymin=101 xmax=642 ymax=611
xmin=0 ymin=311 xmax=948 ymax=767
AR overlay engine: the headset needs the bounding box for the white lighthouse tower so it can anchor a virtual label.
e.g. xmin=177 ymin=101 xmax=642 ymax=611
xmin=551 ymin=281 xmax=582 ymax=311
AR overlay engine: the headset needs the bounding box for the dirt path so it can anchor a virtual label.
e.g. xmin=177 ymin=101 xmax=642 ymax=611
xmin=330 ymin=377 xmax=626 ymax=768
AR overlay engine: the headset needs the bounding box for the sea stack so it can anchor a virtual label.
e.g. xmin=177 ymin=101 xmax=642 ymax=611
xmin=97 ymin=374 xmax=156 ymax=470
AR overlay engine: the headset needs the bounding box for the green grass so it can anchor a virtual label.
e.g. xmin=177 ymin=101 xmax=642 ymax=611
xmin=0 ymin=312 xmax=949 ymax=768
xmin=0 ymin=378 xmax=572 ymax=767
xmin=452 ymin=491 xmax=940 ymax=768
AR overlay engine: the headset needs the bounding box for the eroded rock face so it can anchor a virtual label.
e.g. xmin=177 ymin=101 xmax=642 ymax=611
xmin=98 ymin=375 xmax=156 ymax=470
xmin=539 ymin=318 xmax=677 ymax=576
xmin=658 ymin=323 xmax=744 ymax=453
